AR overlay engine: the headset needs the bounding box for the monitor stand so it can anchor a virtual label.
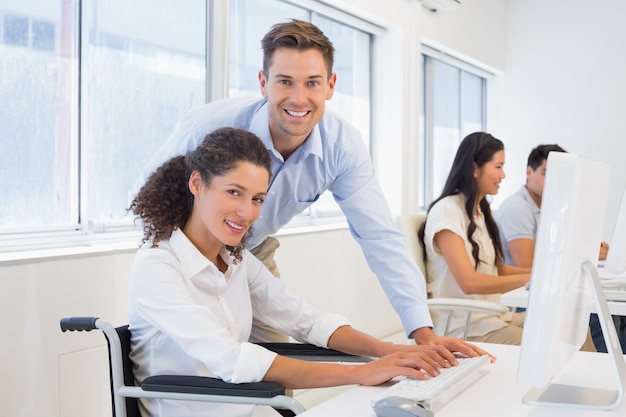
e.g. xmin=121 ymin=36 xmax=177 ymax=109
xmin=522 ymin=260 xmax=626 ymax=409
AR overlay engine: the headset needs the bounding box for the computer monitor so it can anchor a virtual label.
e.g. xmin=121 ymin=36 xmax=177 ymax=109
xmin=517 ymin=152 xmax=626 ymax=410
xmin=604 ymin=185 xmax=626 ymax=275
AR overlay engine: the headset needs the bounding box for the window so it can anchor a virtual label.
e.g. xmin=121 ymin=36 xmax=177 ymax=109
xmin=81 ymin=0 xmax=206 ymax=230
xmin=0 ymin=0 xmax=206 ymax=250
xmin=0 ymin=0 xmax=377 ymax=252
xmin=32 ymin=20 xmax=55 ymax=51
xmin=420 ymin=46 xmax=490 ymax=208
xmin=4 ymin=14 xmax=29 ymax=46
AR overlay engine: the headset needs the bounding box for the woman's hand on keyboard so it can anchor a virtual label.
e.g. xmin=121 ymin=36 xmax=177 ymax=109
xmin=351 ymin=350 xmax=448 ymax=386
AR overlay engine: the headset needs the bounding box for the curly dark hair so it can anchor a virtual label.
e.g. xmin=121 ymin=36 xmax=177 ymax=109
xmin=128 ymin=127 xmax=272 ymax=263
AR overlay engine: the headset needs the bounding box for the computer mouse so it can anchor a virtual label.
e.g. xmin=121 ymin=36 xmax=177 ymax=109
xmin=372 ymin=396 xmax=435 ymax=417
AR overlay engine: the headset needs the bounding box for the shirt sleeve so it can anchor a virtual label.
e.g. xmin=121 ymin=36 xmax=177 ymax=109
xmin=329 ymin=139 xmax=433 ymax=336
xmin=496 ymin=199 xmax=537 ymax=242
xmin=424 ymin=197 xmax=468 ymax=256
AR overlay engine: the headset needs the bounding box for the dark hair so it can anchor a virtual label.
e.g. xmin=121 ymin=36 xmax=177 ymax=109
xmin=420 ymin=132 xmax=505 ymax=268
xmin=527 ymin=144 xmax=567 ymax=170
xmin=128 ymin=127 xmax=272 ymax=262
xmin=261 ymin=19 xmax=335 ymax=78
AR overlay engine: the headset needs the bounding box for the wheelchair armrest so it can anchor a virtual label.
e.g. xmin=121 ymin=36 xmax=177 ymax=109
xmin=428 ymin=298 xmax=509 ymax=316
xmin=256 ymin=342 xmax=372 ymax=362
xmin=141 ymin=375 xmax=285 ymax=398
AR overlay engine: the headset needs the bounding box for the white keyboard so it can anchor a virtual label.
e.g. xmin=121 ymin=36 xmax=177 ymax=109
xmin=371 ymin=354 xmax=490 ymax=412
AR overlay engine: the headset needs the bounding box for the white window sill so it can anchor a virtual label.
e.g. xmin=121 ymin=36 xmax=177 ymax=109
xmin=0 ymin=218 xmax=349 ymax=264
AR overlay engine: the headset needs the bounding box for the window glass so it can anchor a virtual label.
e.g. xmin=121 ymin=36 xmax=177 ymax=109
xmin=4 ymin=14 xmax=29 ymax=46
xmin=81 ymin=0 xmax=206 ymax=227
xmin=432 ymin=60 xmax=460 ymax=201
xmin=421 ymin=53 xmax=487 ymax=207
xmin=32 ymin=20 xmax=56 ymax=51
xmin=461 ymin=71 xmax=484 ymax=134
xmin=1 ymin=7 xmax=74 ymax=230
xmin=0 ymin=0 xmax=206 ymax=240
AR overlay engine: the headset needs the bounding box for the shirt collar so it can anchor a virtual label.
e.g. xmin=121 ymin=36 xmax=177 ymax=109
xmin=169 ymin=228 xmax=233 ymax=278
xmin=249 ymin=100 xmax=324 ymax=163
xmin=520 ymin=185 xmax=541 ymax=211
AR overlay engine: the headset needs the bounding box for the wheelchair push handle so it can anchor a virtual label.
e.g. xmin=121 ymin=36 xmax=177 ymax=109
xmin=60 ymin=316 xmax=99 ymax=332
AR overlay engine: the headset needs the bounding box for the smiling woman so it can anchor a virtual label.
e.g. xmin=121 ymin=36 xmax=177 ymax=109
xmin=184 ymin=160 xmax=269 ymax=266
xmin=128 ymin=127 xmax=272 ymax=262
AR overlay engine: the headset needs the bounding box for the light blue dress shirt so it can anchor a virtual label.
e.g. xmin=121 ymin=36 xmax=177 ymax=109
xmin=138 ymin=97 xmax=432 ymax=335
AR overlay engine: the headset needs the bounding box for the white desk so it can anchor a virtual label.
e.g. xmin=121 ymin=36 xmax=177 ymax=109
xmin=298 ymin=343 xmax=626 ymax=417
xmin=501 ymin=286 xmax=626 ymax=316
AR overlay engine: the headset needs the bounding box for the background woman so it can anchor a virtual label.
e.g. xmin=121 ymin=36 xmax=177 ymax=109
xmin=420 ymin=132 xmax=530 ymax=345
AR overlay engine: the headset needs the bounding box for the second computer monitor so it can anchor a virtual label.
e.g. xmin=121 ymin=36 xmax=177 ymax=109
xmin=517 ymin=152 xmax=626 ymax=410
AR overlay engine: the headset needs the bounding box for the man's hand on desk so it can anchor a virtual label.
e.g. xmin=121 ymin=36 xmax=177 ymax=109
xmin=411 ymin=327 xmax=496 ymax=363
xmin=600 ymin=241 xmax=609 ymax=260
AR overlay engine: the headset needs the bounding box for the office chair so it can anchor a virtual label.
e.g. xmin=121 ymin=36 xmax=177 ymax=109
xmin=396 ymin=214 xmax=509 ymax=340
xmin=60 ymin=317 xmax=370 ymax=417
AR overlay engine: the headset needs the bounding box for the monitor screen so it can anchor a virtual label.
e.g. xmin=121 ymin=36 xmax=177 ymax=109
xmin=517 ymin=152 xmax=626 ymax=410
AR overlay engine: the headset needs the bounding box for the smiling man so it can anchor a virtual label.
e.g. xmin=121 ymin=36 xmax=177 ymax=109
xmin=137 ymin=19 xmax=487 ymax=359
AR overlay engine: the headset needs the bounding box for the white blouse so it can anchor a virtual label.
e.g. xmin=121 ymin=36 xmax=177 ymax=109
xmin=424 ymin=194 xmax=508 ymax=338
xmin=128 ymin=228 xmax=349 ymax=417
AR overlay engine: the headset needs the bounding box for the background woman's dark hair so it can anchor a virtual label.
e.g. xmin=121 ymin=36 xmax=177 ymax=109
xmin=128 ymin=127 xmax=272 ymax=262
xmin=419 ymin=132 xmax=505 ymax=269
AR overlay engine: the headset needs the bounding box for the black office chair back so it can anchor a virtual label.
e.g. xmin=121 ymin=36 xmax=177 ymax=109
xmin=106 ymin=325 xmax=141 ymax=417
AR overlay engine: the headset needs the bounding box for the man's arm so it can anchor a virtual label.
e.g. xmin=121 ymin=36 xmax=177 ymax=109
xmin=508 ymin=236 xmax=608 ymax=266
xmin=508 ymin=237 xmax=535 ymax=268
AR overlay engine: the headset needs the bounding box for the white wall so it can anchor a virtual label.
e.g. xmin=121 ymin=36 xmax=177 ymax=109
xmin=489 ymin=0 xmax=626 ymax=241
xmin=0 ymin=250 xmax=135 ymax=417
